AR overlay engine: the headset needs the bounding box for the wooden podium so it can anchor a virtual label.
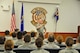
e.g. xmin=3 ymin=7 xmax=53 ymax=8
xmin=78 ymin=26 xmax=80 ymax=36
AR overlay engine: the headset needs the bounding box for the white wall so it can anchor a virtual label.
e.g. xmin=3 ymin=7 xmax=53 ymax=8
xmin=0 ymin=0 xmax=80 ymax=32
xmin=58 ymin=0 xmax=80 ymax=32
xmin=0 ymin=0 xmax=11 ymax=32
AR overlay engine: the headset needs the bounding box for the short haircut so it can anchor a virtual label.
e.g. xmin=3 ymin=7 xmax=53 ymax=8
xmin=0 ymin=36 xmax=5 ymax=44
xmin=35 ymin=37 xmax=43 ymax=48
xmin=56 ymin=35 xmax=63 ymax=44
xmin=4 ymin=40 xmax=14 ymax=50
xmin=65 ymin=37 xmax=74 ymax=47
xmin=17 ymin=31 xmax=23 ymax=39
xmin=15 ymin=28 xmax=19 ymax=32
xmin=38 ymin=32 xmax=44 ymax=40
xmin=5 ymin=30 xmax=10 ymax=35
xmin=31 ymin=32 xmax=36 ymax=37
xmin=24 ymin=35 xmax=31 ymax=42
xmin=11 ymin=32 xmax=16 ymax=38
xmin=22 ymin=31 xmax=27 ymax=36
xmin=77 ymin=35 xmax=80 ymax=43
xmin=48 ymin=35 xmax=54 ymax=42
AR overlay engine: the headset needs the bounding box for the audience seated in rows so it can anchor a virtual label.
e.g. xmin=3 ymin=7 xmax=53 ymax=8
xmin=0 ymin=30 xmax=80 ymax=53
xmin=15 ymin=31 xmax=24 ymax=46
xmin=56 ymin=35 xmax=65 ymax=46
xmin=4 ymin=39 xmax=15 ymax=53
xmin=30 ymin=31 xmax=36 ymax=44
xmin=59 ymin=37 xmax=79 ymax=53
xmin=11 ymin=32 xmax=17 ymax=44
xmin=30 ymin=37 xmax=49 ymax=53
xmin=73 ymin=35 xmax=80 ymax=49
xmin=47 ymin=32 xmax=57 ymax=44
xmin=38 ymin=32 xmax=47 ymax=45
xmin=42 ymin=34 xmax=60 ymax=49
xmin=18 ymin=34 xmax=36 ymax=49
xmin=5 ymin=30 xmax=12 ymax=40
xmin=22 ymin=31 xmax=27 ymax=36
xmin=0 ymin=36 xmax=6 ymax=50
xmin=14 ymin=28 xmax=19 ymax=34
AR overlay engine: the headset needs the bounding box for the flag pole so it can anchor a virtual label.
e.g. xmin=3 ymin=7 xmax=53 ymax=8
xmin=54 ymin=7 xmax=59 ymax=33
xmin=55 ymin=21 xmax=57 ymax=33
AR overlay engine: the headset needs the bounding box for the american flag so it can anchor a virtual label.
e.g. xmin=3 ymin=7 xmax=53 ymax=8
xmin=10 ymin=1 xmax=16 ymax=32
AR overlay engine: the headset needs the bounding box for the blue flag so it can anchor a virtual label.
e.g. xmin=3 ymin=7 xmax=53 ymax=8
xmin=54 ymin=8 xmax=59 ymax=23
xmin=20 ymin=3 xmax=24 ymax=31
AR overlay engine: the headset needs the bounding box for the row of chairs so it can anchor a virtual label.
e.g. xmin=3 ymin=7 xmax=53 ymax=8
xmin=14 ymin=44 xmax=66 ymax=48
xmin=0 ymin=48 xmax=80 ymax=53
xmin=13 ymin=48 xmax=80 ymax=53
